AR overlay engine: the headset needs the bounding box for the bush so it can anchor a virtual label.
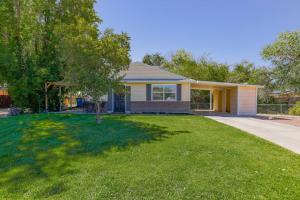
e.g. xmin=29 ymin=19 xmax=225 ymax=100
xmin=289 ymin=101 xmax=300 ymax=115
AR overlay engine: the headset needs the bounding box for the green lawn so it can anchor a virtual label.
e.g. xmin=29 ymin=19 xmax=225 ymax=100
xmin=0 ymin=114 xmax=299 ymax=199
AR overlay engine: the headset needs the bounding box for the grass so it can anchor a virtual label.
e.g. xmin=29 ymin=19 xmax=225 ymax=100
xmin=0 ymin=114 xmax=299 ymax=199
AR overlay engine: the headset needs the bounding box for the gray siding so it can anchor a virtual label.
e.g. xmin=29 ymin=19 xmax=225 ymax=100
xmin=125 ymin=86 xmax=131 ymax=112
xmin=177 ymin=84 xmax=182 ymax=101
xmin=146 ymin=84 xmax=151 ymax=101
xmin=107 ymin=89 xmax=113 ymax=112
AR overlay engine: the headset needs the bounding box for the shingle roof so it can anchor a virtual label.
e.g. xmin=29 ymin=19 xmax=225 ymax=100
xmin=121 ymin=62 xmax=263 ymax=88
xmin=122 ymin=62 xmax=191 ymax=82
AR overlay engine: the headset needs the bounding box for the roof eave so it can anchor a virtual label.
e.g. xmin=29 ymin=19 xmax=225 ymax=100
xmin=122 ymin=79 xmax=193 ymax=83
xmin=195 ymin=80 xmax=264 ymax=88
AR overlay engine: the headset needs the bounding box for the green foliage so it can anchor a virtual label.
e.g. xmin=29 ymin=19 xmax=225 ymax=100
xmin=142 ymin=53 xmax=166 ymax=66
xmin=0 ymin=0 xmax=130 ymax=113
xmin=228 ymin=61 xmax=276 ymax=103
xmin=63 ymin=26 xmax=130 ymax=121
xmin=289 ymin=101 xmax=300 ymax=115
xmin=228 ymin=61 xmax=255 ymax=83
xmin=0 ymin=0 xmax=72 ymax=111
xmin=164 ymin=49 xmax=229 ymax=82
xmin=262 ymin=31 xmax=300 ymax=93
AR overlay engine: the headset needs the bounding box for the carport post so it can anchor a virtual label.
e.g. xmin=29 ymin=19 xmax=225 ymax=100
xmin=209 ymin=90 xmax=212 ymax=111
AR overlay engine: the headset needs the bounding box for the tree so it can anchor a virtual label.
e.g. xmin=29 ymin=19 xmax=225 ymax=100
xmin=228 ymin=61 xmax=275 ymax=103
xmin=250 ymin=67 xmax=275 ymax=103
xmin=0 ymin=0 xmax=130 ymax=115
xmin=228 ymin=61 xmax=255 ymax=84
xmin=0 ymin=0 xmax=65 ymax=111
xmin=164 ymin=49 xmax=229 ymax=82
xmin=142 ymin=53 xmax=166 ymax=66
xmin=199 ymin=57 xmax=229 ymax=82
xmin=262 ymin=31 xmax=300 ymax=93
xmin=62 ymin=27 xmax=130 ymax=123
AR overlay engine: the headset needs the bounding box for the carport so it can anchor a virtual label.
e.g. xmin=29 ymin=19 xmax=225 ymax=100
xmin=190 ymin=80 xmax=263 ymax=115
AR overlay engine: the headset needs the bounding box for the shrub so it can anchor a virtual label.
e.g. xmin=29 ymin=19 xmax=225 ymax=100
xmin=289 ymin=101 xmax=300 ymax=116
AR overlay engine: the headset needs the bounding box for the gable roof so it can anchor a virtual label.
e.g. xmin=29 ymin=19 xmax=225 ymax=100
xmin=122 ymin=62 xmax=192 ymax=82
xmin=122 ymin=62 xmax=263 ymax=88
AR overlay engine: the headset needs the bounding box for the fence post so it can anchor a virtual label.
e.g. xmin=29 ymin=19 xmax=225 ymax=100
xmin=280 ymin=104 xmax=282 ymax=114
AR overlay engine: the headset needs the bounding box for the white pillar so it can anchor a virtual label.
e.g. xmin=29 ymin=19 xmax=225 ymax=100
xmin=209 ymin=90 xmax=212 ymax=111
xmin=222 ymin=88 xmax=227 ymax=113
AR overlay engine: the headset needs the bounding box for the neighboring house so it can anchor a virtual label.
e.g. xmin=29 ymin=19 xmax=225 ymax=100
xmin=271 ymin=91 xmax=300 ymax=104
xmin=101 ymin=62 xmax=263 ymax=115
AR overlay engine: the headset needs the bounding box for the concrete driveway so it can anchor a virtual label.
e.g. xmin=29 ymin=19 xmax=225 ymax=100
xmin=207 ymin=115 xmax=300 ymax=154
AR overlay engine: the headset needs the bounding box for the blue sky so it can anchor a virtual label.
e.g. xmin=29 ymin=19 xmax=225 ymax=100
xmin=95 ymin=0 xmax=300 ymax=66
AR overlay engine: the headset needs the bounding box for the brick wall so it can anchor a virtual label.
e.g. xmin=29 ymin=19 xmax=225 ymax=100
xmin=130 ymin=101 xmax=190 ymax=113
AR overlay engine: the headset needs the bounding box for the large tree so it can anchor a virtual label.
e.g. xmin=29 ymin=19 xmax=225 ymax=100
xmin=228 ymin=61 xmax=255 ymax=84
xmin=59 ymin=2 xmax=131 ymax=123
xmin=142 ymin=53 xmax=166 ymax=66
xmin=262 ymin=31 xmax=300 ymax=93
xmin=0 ymin=0 xmax=130 ymax=114
xmin=64 ymin=29 xmax=130 ymax=123
xmin=0 ymin=0 xmax=67 ymax=111
xmin=164 ymin=49 xmax=229 ymax=82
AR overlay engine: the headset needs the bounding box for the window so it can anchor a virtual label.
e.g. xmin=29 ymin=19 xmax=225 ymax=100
xmin=152 ymin=84 xmax=176 ymax=101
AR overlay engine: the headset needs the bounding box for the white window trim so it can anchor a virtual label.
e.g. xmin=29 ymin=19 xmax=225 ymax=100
xmin=151 ymin=84 xmax=177 ymax=102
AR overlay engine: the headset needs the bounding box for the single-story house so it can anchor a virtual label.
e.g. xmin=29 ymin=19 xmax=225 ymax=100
xmin=271 ymin=91 xmax=300 ymax=104
xmin=101 ymin=62 xmax=263 ymax=115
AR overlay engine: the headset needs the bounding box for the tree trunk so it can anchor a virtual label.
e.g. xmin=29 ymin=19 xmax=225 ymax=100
xmin=96 ymin=101 xmax=102 ymax=123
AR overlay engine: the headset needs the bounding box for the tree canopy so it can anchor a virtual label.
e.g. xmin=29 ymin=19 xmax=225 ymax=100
xmin=262 ymin=31 xmax=300 ymax=93
xmin=164 ymin=49 xmax=229 ymax=82
xmin=0 ymin=0 xmax=130 ymax=113
xmin=63 ymin=28 xmax=130 ymax=122
xmin=142 ymin=53 xmax=166 ymax=66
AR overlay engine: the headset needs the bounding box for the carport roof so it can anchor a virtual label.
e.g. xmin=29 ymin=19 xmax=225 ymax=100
xmin=192 ymin=80 xmax=264 ymax=88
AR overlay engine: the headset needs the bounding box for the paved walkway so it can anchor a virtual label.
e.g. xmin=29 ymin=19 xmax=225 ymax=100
xmin=207 ymin=116 xmax=300 ymax=154
xmin=0 ymin=108 xmax=8 ymax=117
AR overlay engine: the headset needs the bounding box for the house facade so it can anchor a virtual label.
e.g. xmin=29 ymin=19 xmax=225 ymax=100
xmin=103 ymin=62 xmax=262 ymax=115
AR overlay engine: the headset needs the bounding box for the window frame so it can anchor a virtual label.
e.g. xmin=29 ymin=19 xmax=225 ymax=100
xmin=151 ymin=84 xmax=177 ymax=101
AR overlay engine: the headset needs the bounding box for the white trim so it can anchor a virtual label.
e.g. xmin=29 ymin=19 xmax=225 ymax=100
xmin=123 ymin=80 xmax=192 ymax=83
xmin=123 ymin=79 xmax=264 ymax=88
xmin=195 ymin=80 xmax=264 ymax=88
xmin=188 ymin=82 xmax=191 ymax=113
xmin=209 ymin=90 xmax=213 ymax=111
xmin=237 ymin=86 xmax=240 ymax=115
xmin=255 ymin=87 xmax=258 ymax=114
xmin=190 ymin=87 xmax=219 ymax=91
xmin=151 ymin=84 xmax=177 ymax=102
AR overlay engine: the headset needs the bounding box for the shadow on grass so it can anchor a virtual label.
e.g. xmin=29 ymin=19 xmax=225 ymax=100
xmin=0 ymin=114 xmax=189 ymax=197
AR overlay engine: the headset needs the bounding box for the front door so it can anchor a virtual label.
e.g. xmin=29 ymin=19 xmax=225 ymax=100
xmin=114 ymin=92 xmax=125 ymax=112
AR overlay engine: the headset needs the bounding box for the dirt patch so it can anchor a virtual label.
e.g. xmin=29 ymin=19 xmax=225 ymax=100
xmin=272 ymin=118 xmax=300 ymax=127
xmin=255 ymin=115 xmax=300 ymax=127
